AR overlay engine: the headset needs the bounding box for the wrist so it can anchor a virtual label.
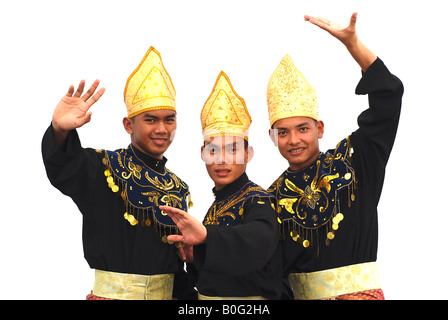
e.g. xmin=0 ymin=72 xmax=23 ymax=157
xmin=199 ymin=225 xmax=207 ymax=244
xmin=343 ymin=35 xmax=360 ymax=51
xmin=51 ymin=119 xmax=70 ymax=134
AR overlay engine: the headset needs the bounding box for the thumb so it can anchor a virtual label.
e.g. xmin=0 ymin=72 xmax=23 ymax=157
xmin=77 ymin=112 xmax=92 ymax=127
xmin=349 ymin=12 xmax=358 ymax=29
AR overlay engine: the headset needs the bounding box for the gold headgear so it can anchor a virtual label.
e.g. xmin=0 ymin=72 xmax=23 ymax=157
xmin=124 ymin=47 xmax=176 ymax=118
xmin=201 ymin=71 xmax=252 ymax=141
xmin=267 ymin=54 xmax=318 ymax=127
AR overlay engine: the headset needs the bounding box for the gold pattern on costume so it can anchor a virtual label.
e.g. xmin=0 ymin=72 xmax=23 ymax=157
xmin=303 ymin=186 xmax=321 ymax=209
xmin=278 ymin=198 xmax=297 ymax=214
xmin=122 ymin=162 xmax=142 ymax=179
xmin=201 ymin=71 xmax=252 ymax=141
xmin=99 ymin=147 xmax=190 ymax=244
xmin=204 ymin=183 xmax=273 ymax=226
xmin=124 ymin=47 xmax=176 ymax=118
xmin=267 ymin=54 xmax=318 ymax=127
xmin=269 ymin=138 xmax=356 ymax=248
xmin=145 ymin=173 xmax=174 ymax=191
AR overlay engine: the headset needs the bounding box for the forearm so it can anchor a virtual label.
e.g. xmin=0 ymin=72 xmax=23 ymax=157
xmin=51 ymin=119 xmax=69 ymax=150
xmin=345 ymin=37 xmax=377 ymax=72
xmin=194 ymin=202 xmax=279 ymax=276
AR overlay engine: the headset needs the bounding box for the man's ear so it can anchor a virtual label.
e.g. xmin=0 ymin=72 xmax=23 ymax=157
xmin=317 ymin=120 xmax=324 ymax=139
xmin=269 ymin=129 xmax=278 ymax=146
xmin=123 ymin=117 xmax=133 ymax=134
xmin=246 ymin=146 xmax=254 ymax=163
xmin=200 ymin=145 xmax=205 ymax=162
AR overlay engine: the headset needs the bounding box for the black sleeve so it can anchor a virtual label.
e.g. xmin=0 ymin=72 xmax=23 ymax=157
xmin=193 ymin=199 xmax=279 ymax=276
xmin=41 ymin=124 xmax=102 ymax=205
xmin=350 ymin=58 xmax=404 ymax=170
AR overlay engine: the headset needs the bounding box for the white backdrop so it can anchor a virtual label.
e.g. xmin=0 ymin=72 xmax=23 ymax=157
xmin=1 ymin=0 xmax=446 ymax=299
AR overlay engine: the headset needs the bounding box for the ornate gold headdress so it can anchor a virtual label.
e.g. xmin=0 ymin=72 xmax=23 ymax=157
xmin=124 ymin=46 xmax=176 ymax=118
xmin=267 ymin=54 xmax=318 ymax=127
xmin=201 ymin=71 xmax=252 ymax=141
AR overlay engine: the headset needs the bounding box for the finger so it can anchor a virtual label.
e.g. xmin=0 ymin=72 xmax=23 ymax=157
xmin=178 ymin=247 xmax=187 ymax=261
xmin=160 ymin=206 xmax=181 ymax=225
xmin=66 ymin=85 xmax=75 ymax=97
xmin=81 ymin=79 xmax=100 ymax=101
xmin=160 ymin=205 xmax=186 ymax=217
xmin=86 ymin=87 xmax=105 ymax=108
xmin=348 ymin=12 xmax=358 ymax=30
xmin=164 ymin=210 xmax=180 ymax=225
xmin=306 ymin=16 xmax=332 ymax=31
xmin=73 ymin=80 xmax=86 ymax=98
xmin=77 ymin=112 xmax=92 ymax=127
xmin=167 ymin=234 xmax=184 ymax=243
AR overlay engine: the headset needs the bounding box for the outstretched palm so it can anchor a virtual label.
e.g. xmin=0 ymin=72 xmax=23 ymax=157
xmin=304 ymin=13 xmax=358 ymax=47
xmin=52 ymin=80 xmax=105 ymax=132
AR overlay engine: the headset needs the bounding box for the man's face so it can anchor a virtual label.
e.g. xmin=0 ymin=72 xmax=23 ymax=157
xmin=201 ymin=136 xmax=253 ymax=190
xmin=270 ymin=116 xmax=324 ymax=171
xmin=123 ymin=109 xmax=177 ymax=159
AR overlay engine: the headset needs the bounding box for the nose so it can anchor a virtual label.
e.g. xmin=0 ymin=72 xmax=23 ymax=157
xmin=289 ymin=130 xmax=301 ymax=145
xmin=154 ymin=122 xmax=168 ymax=134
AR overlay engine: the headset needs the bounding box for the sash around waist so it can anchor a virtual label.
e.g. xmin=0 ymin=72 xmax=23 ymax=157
xmin=198 ymin=292 xmax=268 ymax=300
xmin=288 ymin=262 xmax=381 ymax=300
xmin=92 ymin=269 xmax=174 ymax=300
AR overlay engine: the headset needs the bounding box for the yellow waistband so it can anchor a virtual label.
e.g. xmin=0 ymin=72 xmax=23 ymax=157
xmin=93 ymin=270 xmax=174 ymax=300
xmin=288 ymin=262 xmax=381 ymax=300
xmin=198 ymin=292 xmax=267 ymax=300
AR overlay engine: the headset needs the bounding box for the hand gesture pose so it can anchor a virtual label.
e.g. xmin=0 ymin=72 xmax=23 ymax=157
xmin=160 ymin=205 xmax=207 ymax=247
xmin=52 ymin=80 xmax=105 ymax=148
xmin=305 ymin=13 xmax=377 ymax=72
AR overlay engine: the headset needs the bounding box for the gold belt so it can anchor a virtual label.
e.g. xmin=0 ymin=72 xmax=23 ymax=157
xmin=92 ymin=269 xmax=174 ymax=300
xmin=288 ymin=262 xmax=381 ymax=300
xmin=198 ymin=292 xmax=267 ymax=300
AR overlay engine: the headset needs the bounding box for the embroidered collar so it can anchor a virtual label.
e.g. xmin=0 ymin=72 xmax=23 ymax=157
xmin=98 ymin=145 xmax=191 ymax=244
xmin=268 ymin=138 xmax=356 ymax=248
xmin=129 ymin=144 xmax=167 ymax=174
xmin=205 ymin=173 xmax=275 ymax=226
xmin=213 ymin=172 xmax=249 ymax=201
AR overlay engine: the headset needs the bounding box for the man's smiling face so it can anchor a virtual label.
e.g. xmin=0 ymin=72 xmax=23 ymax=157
xmin=123 ymin=109 xmax=177 ymax=159
xmin=270 ymin=116 xmax=324 ymax=171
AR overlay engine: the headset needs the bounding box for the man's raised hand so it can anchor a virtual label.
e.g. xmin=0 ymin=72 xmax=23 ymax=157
xmin=304 ymin=12 xmax=358 ymax=48
xmin=52 ymin=79 xmax=105 ymax=133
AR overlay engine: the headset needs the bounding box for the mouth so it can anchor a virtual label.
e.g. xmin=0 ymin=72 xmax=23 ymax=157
xmin=214 ymin=168 xmax=231 ymax=177
xmin=151 ymin=137 xmax=168 ymax=146
xmin=288 ymin=147 xmax=305 ymax=155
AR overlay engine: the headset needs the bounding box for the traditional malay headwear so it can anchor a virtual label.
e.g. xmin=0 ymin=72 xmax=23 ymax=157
xmin=201 ymin=71 xmax=252 ymax=141
xmin=266 ymin=54 xmax=318 ymax=127
xmin=124 ymin=46 xmax=176 ymax=118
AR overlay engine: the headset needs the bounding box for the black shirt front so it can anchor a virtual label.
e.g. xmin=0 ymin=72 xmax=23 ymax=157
xmin=188 ymin=173 xmax=283 ymax=299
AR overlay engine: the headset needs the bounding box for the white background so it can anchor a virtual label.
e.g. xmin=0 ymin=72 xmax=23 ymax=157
xmin=0 ymin=0 xmax=446 ymax=299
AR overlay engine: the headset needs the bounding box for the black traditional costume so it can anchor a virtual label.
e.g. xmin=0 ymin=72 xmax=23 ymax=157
xmin=184 ymin=71 xmax=283 ymax=300
xmin=266 ymin=57 xmax=403 ymax=299
xmin=42 ymin=47 xmax=191 ymax=300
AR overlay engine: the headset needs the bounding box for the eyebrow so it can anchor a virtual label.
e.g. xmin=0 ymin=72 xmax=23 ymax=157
xmin=275 ymin=122 xmax=310 ymax=131
xmin=205 ymin=141 xmax=240 ymax=149
xmin=143 ymin=112 xmax=176 ymax=120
